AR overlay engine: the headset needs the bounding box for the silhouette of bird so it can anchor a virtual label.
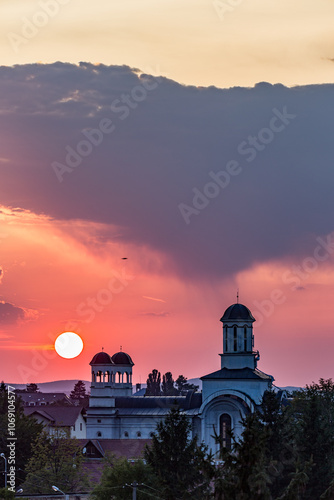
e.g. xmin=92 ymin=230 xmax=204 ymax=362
xmin=121 ymin=257 xmax=128 ymax=260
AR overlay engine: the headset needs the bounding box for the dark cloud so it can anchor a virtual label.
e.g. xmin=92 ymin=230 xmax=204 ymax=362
xmin=1 ymin=63 xmax=334 ymax=281
xmin=138 ymin=312 xmax=170 ymax=317
xmin=0 ymin=301 xmax=26 ymax=324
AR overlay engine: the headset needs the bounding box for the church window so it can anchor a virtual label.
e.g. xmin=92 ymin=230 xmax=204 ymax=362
xmin=97 ymin=419 xmax=101 ymax=423
xmin=124 ymin=431 xmax=129 ymax=437
xmin=224 ymin=327 xmax=228 ymax=351
xmin=80 ymin=423 xmax=82 ymax=431
xmin=244 ymin=327 xmax=247 ymax=351
xmin=233 ymin=326 xmax=237 ymax=351
xmin=97 ymin=432 xmax=102 ymax=437
xmin=220 ymin=413 xmax=232 ymax=450
xmin=150 ymin=432 xmax=155 ymax=438
xmin=137 ymin=432 xmax=141 ymax=437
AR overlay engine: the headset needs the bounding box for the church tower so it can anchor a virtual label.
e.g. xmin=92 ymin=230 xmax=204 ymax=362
xmin=200 ymin=301 xmax=274 ymax=454
xmin=220 ymin=303 xmax=260 ymax=370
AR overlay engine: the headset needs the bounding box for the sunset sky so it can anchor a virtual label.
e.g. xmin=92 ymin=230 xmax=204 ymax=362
xmin=1 ymin=0 xmax=334 ymax=388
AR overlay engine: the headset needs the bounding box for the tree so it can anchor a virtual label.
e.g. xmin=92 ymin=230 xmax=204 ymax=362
xmin=145 ymin=369 xmax=161 ymax=396
xmin=161 ymin=372 xmax=177 ymax=396
xmin=145 ymin=406 xmax=214 ymax=499
xmin=216 ymin=411 xmax=272 ymax=500
xmin=212 ymin=391 xmax=295 ymax=500
xmin=23 ymin=428 xmax=90 ymax=494
xmin=25 ymin=383 xmax=39 ymax=393
xmin=91 ymin=455 xmax=158 ymax=500
xmin=0 ymin=388 xmax=43 ymax=487
xmin=175 ymin=375 xmax=199 ymax=394
xmin=0 ymin=488 xmax=14 ymax=499
xmin=69 ymin=381 xmax=88 ymax=405
xmin=289 ymin=378 xmax=334 ymax=499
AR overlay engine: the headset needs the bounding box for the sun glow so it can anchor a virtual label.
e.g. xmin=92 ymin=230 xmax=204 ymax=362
xmin=54 ymin=332 xmax=84 ymax=359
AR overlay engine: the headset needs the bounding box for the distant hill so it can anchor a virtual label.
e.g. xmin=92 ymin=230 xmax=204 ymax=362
xmin=7 ymin=379 xmax=301 ymax=395
xmin=8 ymin=380 xmax=91 ymax=395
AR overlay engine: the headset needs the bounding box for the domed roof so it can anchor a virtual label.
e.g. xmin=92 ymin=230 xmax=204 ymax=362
xmin=90 ymin=351 xmax=113 ymax=365
xmin=220 ymin=303 xmax=255 ymax=322
xmin=111 ymin=351 xmax=134 ymax=366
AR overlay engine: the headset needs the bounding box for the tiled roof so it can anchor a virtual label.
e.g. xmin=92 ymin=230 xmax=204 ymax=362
xmin=24 ymin=405 xmax=85 ymax=426
xmin=17 ymin=392 xmax=72 ymax=405
xmin=77 ymin=438 xmax=150 ymax=460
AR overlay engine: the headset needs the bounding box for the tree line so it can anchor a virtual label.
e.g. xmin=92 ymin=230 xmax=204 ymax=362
xmin=145 ymin=370 xmax=198 ymax=396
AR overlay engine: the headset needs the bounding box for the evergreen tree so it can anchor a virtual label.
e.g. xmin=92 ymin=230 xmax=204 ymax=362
xmin=289 ymin=378 xmax=334 ymax=499
xmin=145 ymin=406 xmax=214 ymax=499
xmin=69 ymin=380 xmax=88 ymax=405
xmin=145 ymin=369 xmax=161 ymax=396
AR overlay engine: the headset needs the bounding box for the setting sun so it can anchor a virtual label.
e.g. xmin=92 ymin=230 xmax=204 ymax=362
xmin=54 ymin=332 xmax=84 ymax=359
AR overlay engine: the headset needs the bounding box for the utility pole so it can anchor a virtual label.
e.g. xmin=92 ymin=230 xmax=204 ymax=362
xmin=0 ymin=453 xmax=7 ymax=488
xmin=132 ymin=481 xmax=138 ymax=500
xmin=125 ymin=481 xmax=139 ymax=500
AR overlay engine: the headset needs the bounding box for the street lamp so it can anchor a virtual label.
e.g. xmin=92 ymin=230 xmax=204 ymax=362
xmin=0 ymin=453 xmax=7 ymax=488
xmin=52 ymin=485 xmax=69 ymax=500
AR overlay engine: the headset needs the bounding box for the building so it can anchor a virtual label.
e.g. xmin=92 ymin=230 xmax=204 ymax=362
xmin=24 ymin=406 xmax=87 ymax=438
xmin=18 ymin=392 xmax=72 ymax=407
xmin=86 ymin=302 xmax=274 ymax=456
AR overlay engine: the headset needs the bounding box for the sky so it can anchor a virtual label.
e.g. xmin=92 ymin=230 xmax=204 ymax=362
xmin=0 ymin=0 xmax=334 ymax=388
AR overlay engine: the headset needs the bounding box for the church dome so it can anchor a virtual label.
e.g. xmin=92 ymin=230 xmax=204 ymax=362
xmin=220 ymin=303 xmax=255 ymax=322
xmin=90 ymin=351 xmax=113 ymax=365
xmin=111 ymin=351 xmax=134 ymax=366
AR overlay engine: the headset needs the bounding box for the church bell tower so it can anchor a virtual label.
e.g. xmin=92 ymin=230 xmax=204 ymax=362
xmin=220 ymin=302 xmax=260 ymax=370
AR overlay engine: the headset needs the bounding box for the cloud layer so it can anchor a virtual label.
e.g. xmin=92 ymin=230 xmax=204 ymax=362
xmin=1 ymin=63 xmax=334 ymax=284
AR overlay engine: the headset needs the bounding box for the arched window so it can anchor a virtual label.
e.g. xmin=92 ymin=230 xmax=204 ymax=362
xmin=220 ymin=413 xmax=232 ymax=450
xmin=233 ymin=326 xmax=237 ymax=352
xmin=224 ymin=327 xmax=228 ymax=352
xmin=137 ymin=432 xmax=141 ymax=437
xmin=97 ymin=431 xmax=102 ymax=437
xmin=124 ymin=431 xmax=129 ymax=437
xmin=244 ymin=327 xmax=247 ymax=351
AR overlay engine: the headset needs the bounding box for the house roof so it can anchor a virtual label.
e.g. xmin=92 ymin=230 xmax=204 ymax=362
xmin=201 ymin=367 xmax=273 ymax=381
xmin=17 ymin=392 xmax=72 ymax=405
xmin=24 ymin=405 xmax=85 ymax=426
xmin=77 ymin=438 xmax=151 ymax=460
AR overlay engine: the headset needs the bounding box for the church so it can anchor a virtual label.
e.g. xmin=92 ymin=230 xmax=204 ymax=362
xmin=86 ymin=302 xmax=275 ymax=455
